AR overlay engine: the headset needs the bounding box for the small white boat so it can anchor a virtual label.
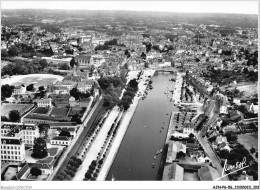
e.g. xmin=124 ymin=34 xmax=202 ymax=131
xmin=111 ymin=174 xmax=115 ymax=181
xmin=154 ymin=156 xmax=157 ymax=160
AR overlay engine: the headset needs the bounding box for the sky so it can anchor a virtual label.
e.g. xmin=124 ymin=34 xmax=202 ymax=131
xmin=1 ymin=1 xmax=258 ymax=15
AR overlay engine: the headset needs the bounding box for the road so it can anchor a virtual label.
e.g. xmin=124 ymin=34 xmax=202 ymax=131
xmin=197 ymin=132 xmax=229 ymax=181
xmin=198 ymin=100 xmax=229 ymax=181
xmin=52 ymin=97 xmax=105 ymax=180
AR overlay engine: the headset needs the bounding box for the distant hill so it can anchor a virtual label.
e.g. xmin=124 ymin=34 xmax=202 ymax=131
xmin=1 ymin=9 xmax=258 ymax=28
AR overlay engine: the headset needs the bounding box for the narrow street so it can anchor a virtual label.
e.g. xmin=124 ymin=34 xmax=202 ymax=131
xmin=197 ymin=99 xmax=229 ymax=181
xmin=197 ymin=132 xmax=229 ymax=181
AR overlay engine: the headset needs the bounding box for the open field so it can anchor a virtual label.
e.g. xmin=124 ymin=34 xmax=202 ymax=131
xmin=1 ymin=74 xmax=64 ymax=87
xmin=1 ymin=103 xmax=34 ymax=119
xmin=236 ymin=84 xmax=258 ymax=97
xmin=237 ymin=133 xmax=258 ymax=151
xmin=223 ymin=84 xmax=258 ymax=97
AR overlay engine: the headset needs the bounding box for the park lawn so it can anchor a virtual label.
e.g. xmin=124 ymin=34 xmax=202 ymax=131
xmin=1 ymin=103 xmax=34 ymax=119
xmin=237 ymin=133 xmax=258 ymax=161
xmin=48 ymin=148 xmax=59 ymax=156
xmin=223 ymin=84 xmax=257 ymax=98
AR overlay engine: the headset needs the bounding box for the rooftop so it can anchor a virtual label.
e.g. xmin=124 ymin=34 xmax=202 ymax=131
xmin=162 ymin=163 xmax=184 ymax=181
xmin=49 ymin=122 xmax=77 ymax=127
xmin=198 ymin=166 xmax=220 ymax=181
xmin=51 ymin=136 xmax=71 ymax=141
xmin=1 ymin=137 xmax=22 ymax=145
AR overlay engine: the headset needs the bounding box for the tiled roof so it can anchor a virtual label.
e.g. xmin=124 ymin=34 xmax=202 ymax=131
xmin=183 ymin=122 xmax=195 ymax=129
xmin=53 ymin=86 xmax=68 ymax=90
xmin=1 ymin=137 xmax=22 ymax=145
xmin=24 ymin=114 xmax=71 ymax=121
xmin=17 ymin=163 xmax=29 ymax=179
xmin=34 ymin=99 xmax=51 ymax=103
xmin=162 ymin=163 xmax=184 ymax=181
xmin=75 ymin=55 xmax=91 ymax=60
xmin=198 ymin=166 xmax=220 ymax=181
xmin=49 ymin=122 xmax=77 ymax=127
xmin=54 ymin=127 xmax=76 ymax=132
xmin=51 ymin=136 xmax=71 ymax=141
xmin=166 ymin=141 xmax=178 ymax=163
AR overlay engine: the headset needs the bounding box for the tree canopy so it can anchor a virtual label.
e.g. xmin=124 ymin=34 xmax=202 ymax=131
xmin=1 ymin=84 xmax=14 ymax=100
xmin=9 ymin=110 xmax=20 ymax=122
xmin=70 ymin=57 xmax=78 ymax=68
xmin=59 ymin=130 xmax=71 ymax=137
xmin=224 ymin=131 xmax=238 ymax=142
xmin=26 ymin=84 xmax=35 ymax=92
xmin=30 ymin=167 xmax=42 ymax=177
xmin=71 ymin=113 xmax=82 ymax=124
xmin=32 ymin=137 xmax=48 ymax=159
xmin=8 ymin=46 xmax=19 ymax=56
xmin=38 ymin=86 xmax=45 ymax=91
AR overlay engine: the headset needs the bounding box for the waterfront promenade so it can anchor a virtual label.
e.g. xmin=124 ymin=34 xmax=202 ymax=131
xmin=171 ymin=72 xmax=183 ymax=103
xmin=73 ymin=106 xmax=120 ymax=180
xmin=97 ymin=69 xmax=155 ymax=180
xmin=72 ymin=69 xmax=155 ymax=181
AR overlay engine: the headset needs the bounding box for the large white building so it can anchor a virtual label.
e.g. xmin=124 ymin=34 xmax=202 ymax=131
xmin=1 ymin=122 xmax=40 ymax=163
xmin=219 ymin=105 xmax=228 ymax=115
xmin=34 ymin=98 xmax=52 ymax=107
xmin=13 ymin=85 xmax=26 ymax=95
xmin=1 ymin=122 xmax=40 ymax=146
xmin=183 ymin=123 xmax=195 ymax=134
xmin=50 ymin=136 xmax=71 ymax=146
xmin=1 ymin=137 xmax=25 ymax=163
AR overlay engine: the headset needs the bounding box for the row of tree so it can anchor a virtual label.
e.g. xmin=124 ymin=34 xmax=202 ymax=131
xmin=84 ymin=160 xmax=103 ymax=180
xmin=118 ymin=79 xmax=139 ymax=110
xmin=56 ymin=156 xmax=82 ymax=181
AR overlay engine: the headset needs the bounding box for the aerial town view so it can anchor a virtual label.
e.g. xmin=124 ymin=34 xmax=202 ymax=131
xmin=0 ymin=1 xmax=258 ymax=188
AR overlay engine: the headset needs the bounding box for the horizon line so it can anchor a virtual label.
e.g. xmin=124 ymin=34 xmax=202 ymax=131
xmin=2 ymin=9 xmax=258 ymax=15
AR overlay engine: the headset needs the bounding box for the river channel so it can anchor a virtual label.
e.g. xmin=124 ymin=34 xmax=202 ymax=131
xmin=107 ymin=71 xmax=179 ymax=180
